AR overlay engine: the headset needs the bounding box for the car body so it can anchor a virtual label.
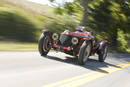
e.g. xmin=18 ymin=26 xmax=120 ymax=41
xmin=38 ymin=27 xmax=108 ymax=65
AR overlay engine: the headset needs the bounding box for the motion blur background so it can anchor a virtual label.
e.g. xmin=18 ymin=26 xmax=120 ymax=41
xmin=0 ymin=0 xmax=129 ymax=52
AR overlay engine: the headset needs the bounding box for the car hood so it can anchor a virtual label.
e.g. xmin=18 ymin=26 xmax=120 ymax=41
xmin=62 ymin=31 xmax=90 ymax=38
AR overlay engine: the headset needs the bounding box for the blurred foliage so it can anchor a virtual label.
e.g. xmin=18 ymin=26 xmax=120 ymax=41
xmin=117 ymin=29 xmax=128 ymax=52
xmin=54 ymin=1 xmax=83 ymax=20
xmin=0 ymin=0 xmax=80 ymax=42
xmin=87 ymin=0 xmax=130 ymax=52
xmin=44 ymin=15 xmax=79 ymax=33
xmin=0 ymin=5 xmax=41 ymax=42
xmin=0 ymin=0 xmax=61 ymax=42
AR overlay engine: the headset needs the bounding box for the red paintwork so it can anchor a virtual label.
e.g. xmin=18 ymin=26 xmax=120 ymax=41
xmin=63 ymin=31 xmax=92 ymax=41
xmin=54 ymin=45 xmax=71 ymax=51
xmin=63 ymin=31 xmax=90 ymax=37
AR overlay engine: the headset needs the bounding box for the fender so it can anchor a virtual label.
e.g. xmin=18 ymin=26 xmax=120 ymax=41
xmin=83 ymin=36 xmax=92 ymax=41
xmin=83 ymin=39 xmax=93 ymax=56
xmin=83 ymin=36 xmax=93 ymax=46
xmin=42 ymin=29 xmax=53 ymax=36
xmin=98 ymin=40 xmax=108 ymax=50
xmin=41 ymin=29 xmax=53 ymax=44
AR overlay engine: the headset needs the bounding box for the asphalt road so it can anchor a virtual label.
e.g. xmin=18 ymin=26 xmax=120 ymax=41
xmin=0 ymin=52 xmax=130 ymax=87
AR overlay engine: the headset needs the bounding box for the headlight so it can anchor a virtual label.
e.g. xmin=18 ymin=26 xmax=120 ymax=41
xmin=52 ymin=33 xmax=59 ymax=40
xmin=72 ymin=37 xmax=78 ymax=45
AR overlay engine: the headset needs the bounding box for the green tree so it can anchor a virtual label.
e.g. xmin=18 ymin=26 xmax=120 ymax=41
xmin=88 ymin=0 xmax=130 ymax=51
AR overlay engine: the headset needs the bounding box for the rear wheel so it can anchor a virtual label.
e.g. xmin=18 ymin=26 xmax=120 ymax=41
xmin=38 ymin=34 xmax=51 ymax=56
xmin=78 ymin=41 xmax=91 ymax=65
xmin=98 ymin=45 xmax=108 ymax=62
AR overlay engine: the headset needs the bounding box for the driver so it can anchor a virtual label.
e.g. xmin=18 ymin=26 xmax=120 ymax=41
xmin=75 ymin=26 xmax=85 ymax=32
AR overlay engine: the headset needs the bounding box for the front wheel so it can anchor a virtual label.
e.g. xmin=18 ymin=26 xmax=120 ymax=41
xmin=38 ymin=34 xmax=51 ymax=56
xmin=78 ymin=41 xmax=91 ymax=65
xmin=98 ymin=45 xmax=108 ymax=62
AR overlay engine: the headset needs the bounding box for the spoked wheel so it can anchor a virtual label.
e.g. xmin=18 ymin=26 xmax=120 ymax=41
xmin=38 ymin=34 xmax=51 ymax=56
xmin=78 ymin=41 xmax=91 ymax=65
xmin=98 ymin=45 xmax=108 ymax=62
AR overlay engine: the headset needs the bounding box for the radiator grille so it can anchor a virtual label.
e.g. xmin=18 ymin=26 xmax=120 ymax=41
xmin=59 ymin=34 xmax=72 ymax=47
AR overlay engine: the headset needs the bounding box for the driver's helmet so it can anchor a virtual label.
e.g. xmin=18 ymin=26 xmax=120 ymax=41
xmin=75 ymin=26 xmax=85 ymax=32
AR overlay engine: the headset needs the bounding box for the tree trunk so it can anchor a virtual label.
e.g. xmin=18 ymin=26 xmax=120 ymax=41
xmin=80 ymin=0 xmax=91 ymax=26
xmin=113 ymin=29 xmax=118 ymax=48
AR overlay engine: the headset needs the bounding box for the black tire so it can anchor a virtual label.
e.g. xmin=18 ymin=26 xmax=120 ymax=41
xmin=98 ymin=45 xmax=108 ymax=62
xmin=38 ymin=34 xmax=51 ymax=56
xmin=78 ymin=41 xmax=91 ymax=65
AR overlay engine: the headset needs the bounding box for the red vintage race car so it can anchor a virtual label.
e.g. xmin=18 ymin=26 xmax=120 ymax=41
xmin=38 ymin=26 xmax=108 ymax=65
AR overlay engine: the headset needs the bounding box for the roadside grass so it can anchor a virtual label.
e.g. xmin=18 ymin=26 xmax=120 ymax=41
xmin=0 ymin=41 xmax=38 ymax=51
xmin=0 ymin=41 xmax=129 ymax=53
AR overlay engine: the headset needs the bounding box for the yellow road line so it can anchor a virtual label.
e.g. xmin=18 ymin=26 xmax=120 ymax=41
xmin=43 ymin=72 xmax=97 ymax=87
xmin=43 ymin=62 xmax=130 ymax=87
xmin=60 ymin=73 xmax=105 ymax=87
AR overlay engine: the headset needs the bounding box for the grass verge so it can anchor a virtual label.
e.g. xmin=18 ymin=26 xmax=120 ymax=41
xmin=0 ymin=41 xmax=38 ymax=51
